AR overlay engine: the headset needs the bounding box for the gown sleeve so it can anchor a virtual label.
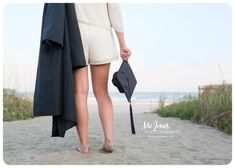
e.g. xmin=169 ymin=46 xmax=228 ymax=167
xmin=107 ymin=3 xmax=124 ymax=33
xmin=41 ymin=3 xmax=65 ymax=48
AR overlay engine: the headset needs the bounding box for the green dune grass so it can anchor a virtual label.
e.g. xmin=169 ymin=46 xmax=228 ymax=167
xmin=3 ymin=89 xmax=33 ymax=121
xmin=154 ymin=84 xmax=232 ymax=134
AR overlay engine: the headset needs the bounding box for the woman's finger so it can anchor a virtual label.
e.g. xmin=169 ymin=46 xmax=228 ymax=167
xmin=121 ymin=55 xmax=128 ymax=60
xmin=124 ymin=50 xmax=131 ymax=56
xmin=122 ymin=51 xmax=130 ymax=56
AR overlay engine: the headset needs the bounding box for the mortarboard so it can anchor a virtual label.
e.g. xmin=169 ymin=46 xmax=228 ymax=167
xmin=112 ymin=60 xmax=137 ymax=134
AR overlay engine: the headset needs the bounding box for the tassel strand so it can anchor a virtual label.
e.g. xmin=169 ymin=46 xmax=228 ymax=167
xmin=129 ymin=101 xmax=136 ymax=134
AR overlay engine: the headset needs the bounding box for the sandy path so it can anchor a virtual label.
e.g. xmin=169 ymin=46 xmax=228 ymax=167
xmin=3 ymin=103 xmax=231 ymax=165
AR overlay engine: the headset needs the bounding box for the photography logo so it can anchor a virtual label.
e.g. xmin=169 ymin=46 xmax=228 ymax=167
xmin=141 ymin=120 xmax=181 ymax=138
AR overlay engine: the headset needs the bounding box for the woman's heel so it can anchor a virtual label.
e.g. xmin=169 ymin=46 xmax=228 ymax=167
xmin=76 ymin=144 xmax=90 ymax=154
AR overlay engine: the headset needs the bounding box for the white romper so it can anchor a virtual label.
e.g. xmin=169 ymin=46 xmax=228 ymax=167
xmin=75 ymin=3 xmax=124 ymax=65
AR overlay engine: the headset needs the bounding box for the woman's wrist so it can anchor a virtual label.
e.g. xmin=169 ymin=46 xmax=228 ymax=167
xmin=120 ymin=43 xmax=127 ymax=49
xmin=115 ymin=31 xmax=126 ymax=48
xmin=119 ymin=40 xmax=127 ymax=49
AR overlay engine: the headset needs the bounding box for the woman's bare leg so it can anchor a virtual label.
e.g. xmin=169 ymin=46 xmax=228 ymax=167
xmin=90 ymin=63 xmax=113 ymax=148
xmin=73 ymin=66 xmax=90 ymax=154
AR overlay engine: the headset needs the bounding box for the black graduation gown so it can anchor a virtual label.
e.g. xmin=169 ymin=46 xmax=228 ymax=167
xmin=33 ymin=3 xmax=86 ymax=137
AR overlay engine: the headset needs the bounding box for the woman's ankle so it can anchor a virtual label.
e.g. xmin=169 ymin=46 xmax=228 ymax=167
xmin=79 ymin=142 xmax=89 ymax=148
xmin=78 ymin=143 xmax=90 ymax=154
xmin=104 ymin=139 xmax=113 ymax=147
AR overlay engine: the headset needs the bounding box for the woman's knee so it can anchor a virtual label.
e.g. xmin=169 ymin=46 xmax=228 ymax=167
xmin=74 ymin=86 xmax=89 ymax=97
xmin=93 ymin=87 xmax=108 ymax=99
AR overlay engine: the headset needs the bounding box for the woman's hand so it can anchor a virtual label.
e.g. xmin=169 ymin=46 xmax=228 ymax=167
xmin=120 ymin=45 xmax=131 ymax=61
xmin=115 ymin=31 xmax=131 ymax=61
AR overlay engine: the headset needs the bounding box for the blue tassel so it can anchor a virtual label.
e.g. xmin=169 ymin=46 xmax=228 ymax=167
xmin=129 ymin=101 xmax=136 ymax=134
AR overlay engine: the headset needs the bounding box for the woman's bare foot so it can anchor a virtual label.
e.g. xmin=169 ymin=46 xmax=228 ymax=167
xmin=99 ymin=140 xmax=114 ymax=153
xmin=76 ymin=144 xmax=90 ymax=154
xmin=101 ymin=144 xmax=114 ymax=153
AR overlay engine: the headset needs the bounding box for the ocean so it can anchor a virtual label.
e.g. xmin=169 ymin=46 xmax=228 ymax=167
xmin=19 ymin=91 xmax=198 ymax=105
xmin=88 ymin=91 xmax=198 ymax=104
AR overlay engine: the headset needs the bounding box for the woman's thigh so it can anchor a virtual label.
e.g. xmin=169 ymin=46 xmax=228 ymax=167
xmin=73 ymin=65 xmax=89 ymax=94
xmin=90 ymin=63 xmax=110 ymax=94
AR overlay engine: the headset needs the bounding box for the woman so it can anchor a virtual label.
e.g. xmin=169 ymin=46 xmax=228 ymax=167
xmin=73 ymin=3 xmax=131 ymax=154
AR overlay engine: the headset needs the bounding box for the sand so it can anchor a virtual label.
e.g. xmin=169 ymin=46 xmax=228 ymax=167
xmin=3 ymin=102 xmax=232 ymax=165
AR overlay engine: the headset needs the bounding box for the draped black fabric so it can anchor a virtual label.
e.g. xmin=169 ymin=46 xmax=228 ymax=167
xmin=33 ymin=3 xmax=86 ymax=137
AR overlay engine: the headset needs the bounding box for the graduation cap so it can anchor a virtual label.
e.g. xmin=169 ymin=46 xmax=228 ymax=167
xmin=112 ymin=60 xmax=137 ymax=134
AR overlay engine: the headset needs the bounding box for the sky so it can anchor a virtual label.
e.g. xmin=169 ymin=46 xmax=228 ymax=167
xmin=3 ymin=3 xmax=232 ymax=93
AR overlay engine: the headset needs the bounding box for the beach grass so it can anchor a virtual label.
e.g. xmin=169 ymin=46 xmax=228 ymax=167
xmin=154 ymin=83 xmax=232 ymax=134
xmin=3 ymin=88 xmax=33 ymax=121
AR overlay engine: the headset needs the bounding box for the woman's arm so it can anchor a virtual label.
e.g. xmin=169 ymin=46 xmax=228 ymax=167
xmin=115 ymin=31 xmax=131 ymax=61
xmin=107 ymin=3 xmax=131 ymax=61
